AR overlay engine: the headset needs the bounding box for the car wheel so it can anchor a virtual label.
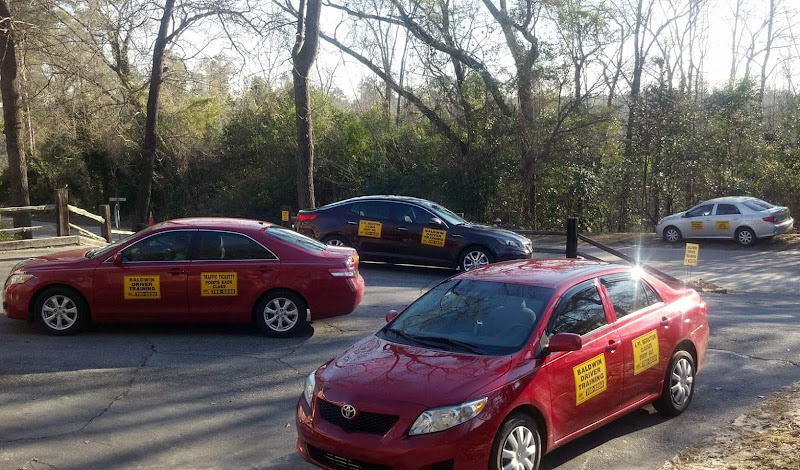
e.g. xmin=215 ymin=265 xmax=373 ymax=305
xmin=735 ymin=227 xmax=756 ymax=247
xmin=654 ymin=350 xmax=696 ymax=417
xmin=663 ymin=226 xmax=682 ymax=243
xmin=34 ymin=287 xmax=88 ymax=336
xmin=321 ymin=235 xmax=351 ymax=247
xmin=255 ymin=291 xmax=308 ymax=337
xmin=459 ymin=246 xmax=493 ymax=271
xmin=490 ymin=412 xmax=542 ymax=470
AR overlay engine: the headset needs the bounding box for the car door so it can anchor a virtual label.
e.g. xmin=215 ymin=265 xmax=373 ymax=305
xmin=543 ymin=279 xmax=623 ymax=441
xmin=186 ymin=230 xmax=280 ymax=322
xmin=682 ymin=204 xmax=715 ymax=237
xmin=342 ymin=201 xmax=402 ymax=259
xmin=599 ymin=274 xmax=669 ymax=407
xmin=710 ymin=203 xmax=741 ymax=238
xmin=93 ymin=230 xmax=193 ymax=320
xmin=392 ymin=202 xmax=454 ymax=264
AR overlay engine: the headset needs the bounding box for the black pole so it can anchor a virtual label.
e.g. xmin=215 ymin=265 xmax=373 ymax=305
xmin=566 ymin=217 xmax=578 ymax=258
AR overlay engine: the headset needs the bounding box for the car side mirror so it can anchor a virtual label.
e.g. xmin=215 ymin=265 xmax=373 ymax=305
xmin=429 ymin=217 xmax=443 ymax=226
xmin=547 ymin=333 xmax=582 ymax=353
xmin=385 ymin=310 xmax=399 ymax=323
xmin=112 ymin=252 xmax=123 ymax=267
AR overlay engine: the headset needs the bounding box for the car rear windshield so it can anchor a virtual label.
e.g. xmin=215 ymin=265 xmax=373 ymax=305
xmin=265 ymin=226 xmax=327 ymax=253
xmin=742 ymin=199 xmax=774 ymax=211
xmin=380 ymin=280 xmax=553 ymax=355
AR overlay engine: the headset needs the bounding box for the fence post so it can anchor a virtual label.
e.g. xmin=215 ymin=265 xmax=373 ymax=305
xmin=566 ymin=217 xmax=578 ymax=259
xmin=280 ymin=205 xmax=292 ymax=228
xmin=55 ymin=188 xmax=69 ymax=237
xmin=99 ymin=204 xmax=112 ymax=243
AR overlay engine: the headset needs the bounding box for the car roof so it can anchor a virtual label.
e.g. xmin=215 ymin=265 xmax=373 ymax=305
xmin=700 ymin=196 xmax=757 ymax=204
xmin=317 ymin=195 xmax=436 ymax=209
xmin=457 ymin=259 xmax=627 ymax=290
xmin=153 ymin=217 xmax=273 ymax=231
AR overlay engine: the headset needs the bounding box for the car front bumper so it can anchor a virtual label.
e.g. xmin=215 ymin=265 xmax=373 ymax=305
xmin=3 ymin=280 xmax=39 ymax=320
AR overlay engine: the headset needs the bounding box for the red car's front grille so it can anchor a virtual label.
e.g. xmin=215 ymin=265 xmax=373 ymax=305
xmin=308 ymin=445 xmax=392 ymax=470
xmin=318 ymin=399 xmax=399 ymax=435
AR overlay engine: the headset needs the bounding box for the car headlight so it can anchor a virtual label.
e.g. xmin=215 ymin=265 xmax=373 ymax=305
xmin=6 ymin=273 xmax=33 ymax=285
xmin=504 ymin=240 xmax=521 ymax=248
xmin=302 ymin=370 xmax=316 ymax=405
xmin=409 ymin=397 xmax=487 ymax=436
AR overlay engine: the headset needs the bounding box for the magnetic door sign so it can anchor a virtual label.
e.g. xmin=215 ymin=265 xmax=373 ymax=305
xmin=716 ymin=221 xmax=730 ymax=230
xmin=124 ymin=276 xmax=161 ymax=299
xmin=281 ymin=211 xmax=290 ymax=222
xmin=201 ymin=272 xmax=238 ymax=296
xmin=573 ymin=353 xmax=607 ymax=405
xmin=421 ymin=228 xmax=447 ymax=247
xmin=358 ymin=220 xmax=382 ymax=238
xmin=632 ymin=330 xmax=659 ymax=375
xmin=690 ymin=221 xmax=703 ymax=230
xmin=684 ymin=243 xmax=699 ymax=266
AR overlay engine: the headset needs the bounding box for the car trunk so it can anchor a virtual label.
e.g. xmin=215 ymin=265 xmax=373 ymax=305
xmin=768 ymin=207 xmax=791 ymax=223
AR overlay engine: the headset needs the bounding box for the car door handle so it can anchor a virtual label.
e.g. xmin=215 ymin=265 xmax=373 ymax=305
xmin=397 ymin=226 xmax=408 ymax=231
xmin=167 ymin=268 xmax=185 ymax=275
xmin=605 ymin=340 xmax=620 ymax=352
xmin=347 ymin=220 xmax=358 ymax=225
xmin=451 ymin=234 xmax=464 ymax=238
xmin=661 ymin=316 xmax=671 ymax=327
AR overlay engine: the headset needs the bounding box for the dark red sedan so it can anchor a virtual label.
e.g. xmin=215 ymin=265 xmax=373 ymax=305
xmin=297 ymin=259 xmax=709 ymax=470
xmin=3 ymin=218 xmax=364 ymax=337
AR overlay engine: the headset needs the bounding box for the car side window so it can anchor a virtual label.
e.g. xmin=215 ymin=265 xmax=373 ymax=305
xmin=548 ymin=280 xmax=608 ymax=336
xmin=716 ymin=204 xmax=740 ymax=215
xmin=195 ymin=231 xmax=275 ymax=260
xmin=121 ymin=231 xmax=193 ymax=262
xmin=685 ymin=204 xmax=714 ymax=217
xmin=600 ymin=275 xmax=660 ymax=318
xmin=393 ymin=204 xmax=433 ymax=224
xmin=353 ymin=201 xmax=393 ymax=220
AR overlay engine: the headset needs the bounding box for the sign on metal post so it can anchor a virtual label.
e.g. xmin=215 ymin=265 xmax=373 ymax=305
xmin=683 ymin=243 xmax=699 ymax=266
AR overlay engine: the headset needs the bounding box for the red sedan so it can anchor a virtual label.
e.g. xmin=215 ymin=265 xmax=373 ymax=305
xmin=296 ymin=259 xmax=709 ymax=470
xmin=3 ymin=218 xmax=364 ymax=337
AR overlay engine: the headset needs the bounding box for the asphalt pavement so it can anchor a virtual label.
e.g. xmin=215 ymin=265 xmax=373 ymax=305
xmin=0 ymin=244 xmax=799 ymax=470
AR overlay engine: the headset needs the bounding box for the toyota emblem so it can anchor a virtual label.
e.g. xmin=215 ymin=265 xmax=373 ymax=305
xmin=341 ymin=404 xmax=357 ymax=420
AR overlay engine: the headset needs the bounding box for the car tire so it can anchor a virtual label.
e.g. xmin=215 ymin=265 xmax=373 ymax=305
xmin=255 ymin=290 xmax=308 ymax=337
xmin=735 ymin=227 xmax=756 ymax=247
xmin=663 ymin=226 xmax=682 ymax=243
xmin=34 ymin=287 xmax=89 ymax=336
xmin=490 ymin=412 xmax=542 ymax=470
xmin=654 ymin=349 xmax=696 ymax=417
xmin=458 ymin=246 xmax=494 ymax=271
xmin=321 ymin=235 xmax=351 ymax=247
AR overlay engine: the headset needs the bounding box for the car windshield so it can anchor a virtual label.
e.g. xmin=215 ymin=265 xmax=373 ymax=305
xmin=742 ymin=199 xmax=774 ymax=211
xmin=379 ymin=279 xmax=553 ymax=355
xmin=427 ymin=202 xmax=467 ymax=225
xmin=84 ymin=229 xmax=150 ymax=259
xmin=266 ymin=226 xmax=326 ymax=253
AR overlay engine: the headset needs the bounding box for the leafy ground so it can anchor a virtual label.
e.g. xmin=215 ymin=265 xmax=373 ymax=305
xmin=661 ymin=383 xmax=800 ymax=470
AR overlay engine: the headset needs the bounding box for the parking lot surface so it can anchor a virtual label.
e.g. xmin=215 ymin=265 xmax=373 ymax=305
xmin=1 ymin=244 xmax=799 ymax=470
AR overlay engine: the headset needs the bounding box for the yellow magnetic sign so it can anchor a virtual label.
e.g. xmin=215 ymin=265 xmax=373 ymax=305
xmin=716 ymin=221 xmax=730 ymax=230
xmin=201 ymin=272 xmax=238 ymax=296
xmin=573 ymin=353 xmax=607 ymax=405
xmin=124 ymin=276 xmax=161 ymax=299
xmin=690 ymin=221 xmax=703 ymax=231
xmin=281 ymin=211 xmax=290 ymax=222
xmin=358 ymin=220 xmax=382 ymax=238
xmin=632 ymin=330 xmax=659 ymax=375
xmin=421 ymin=228 xmax=447 ymax=247
xmin=684 ymin=243 xmax=699 ymax=266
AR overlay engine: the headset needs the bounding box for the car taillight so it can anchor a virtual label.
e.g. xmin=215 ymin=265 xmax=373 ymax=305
xmin=330 ymin=254 xmax=358 ymax=278
xmin=297 ymin=213 xmax=317 ymax=222
xmin=762 ymin=216 xmax=776 ymax=223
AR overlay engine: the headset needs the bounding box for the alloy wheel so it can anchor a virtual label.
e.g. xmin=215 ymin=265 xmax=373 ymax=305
xmin=501 ymin=426 xmax=537 ymax=470
xmin=462 ymin=251 xmax=489 ymax=270
xmin=263 ymin=297 xmax=299 ymax=332
xmin=326 ymin=239 xmax=346 ymax=247
xmin=666 ymin=228 xmax=679 ymax=242
xmin=738 ymin=230 xmax=753 ymax=245
xmin=670 ymin=357 xmax=694 ymax=406
xmin=41 ymin=295 xmax=78 ymax=331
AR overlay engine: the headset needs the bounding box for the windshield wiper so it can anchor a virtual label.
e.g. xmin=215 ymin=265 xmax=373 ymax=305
xmin=411 ymin=335 xmax=489 ymax=355
xmin=85 ymin=249 xmax=96 ymax=258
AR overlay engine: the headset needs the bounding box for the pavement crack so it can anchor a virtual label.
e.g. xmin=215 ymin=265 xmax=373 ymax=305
xmin=708 ymin=347 xmax=800 ymax=368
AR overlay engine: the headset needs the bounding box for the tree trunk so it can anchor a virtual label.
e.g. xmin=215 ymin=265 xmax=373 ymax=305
xmin=135 ymin=0 xmax=175 ymax=226
xmin=0 ymin=1 xmax=31 ymax=237
xmin=292 ymin=0 xmax=322 ymax=210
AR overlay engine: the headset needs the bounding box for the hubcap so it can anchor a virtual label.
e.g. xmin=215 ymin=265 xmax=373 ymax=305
xmin=670 ymin=357 xmax=694 ymax=406
xmin=463 ymin=251 xmax=489 ymax=270
xmin=501 ymin=426 xmax=536 ymax=470
xmin=739 ymin=231 xmax=752 ymax=245
xmin=666 ymin=229 xmax=679 ymax=242
xmin=41 ymin=295 xmax=78 ymax=330
xmin=326 ymin=239 xmax=345 ymax=247
xmin=264 ymin=297 xmax=299 ymax=332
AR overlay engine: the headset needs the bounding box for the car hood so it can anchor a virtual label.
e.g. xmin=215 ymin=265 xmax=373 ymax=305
xmin=317 ymin=335 xmax=514 ymax=408
xmin=460 ymin=223 xmax=529 ymax=242
xmin=15 ymin=248 xmax=93 ymax=271
xmin=659 ymin=212 xmax=686 ymax=224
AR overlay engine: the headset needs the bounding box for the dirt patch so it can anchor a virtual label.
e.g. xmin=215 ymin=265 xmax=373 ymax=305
xmin=661 ymin=383 xmax=800 ymax=470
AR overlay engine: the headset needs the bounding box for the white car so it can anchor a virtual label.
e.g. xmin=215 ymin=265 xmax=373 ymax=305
xmin=656 ymin=197 xmax=794 ymax=246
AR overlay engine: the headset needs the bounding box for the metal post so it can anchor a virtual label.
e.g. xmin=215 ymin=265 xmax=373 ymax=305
xmin=281 ymin=205 xmax=291 ymax=228
xmin=55 ymin=188 xmax=69 ymax=237
xmin=99 ymin=204 xmax=112 ymax=243
xmin=566 ymin=217 xmax=578 ymax=259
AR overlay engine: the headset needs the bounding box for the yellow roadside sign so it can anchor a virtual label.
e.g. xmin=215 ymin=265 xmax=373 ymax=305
xmin=684 ymin=243 xmax=699 ymax=266
xmin=281 ymin=210 xmax=290 ymax=222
